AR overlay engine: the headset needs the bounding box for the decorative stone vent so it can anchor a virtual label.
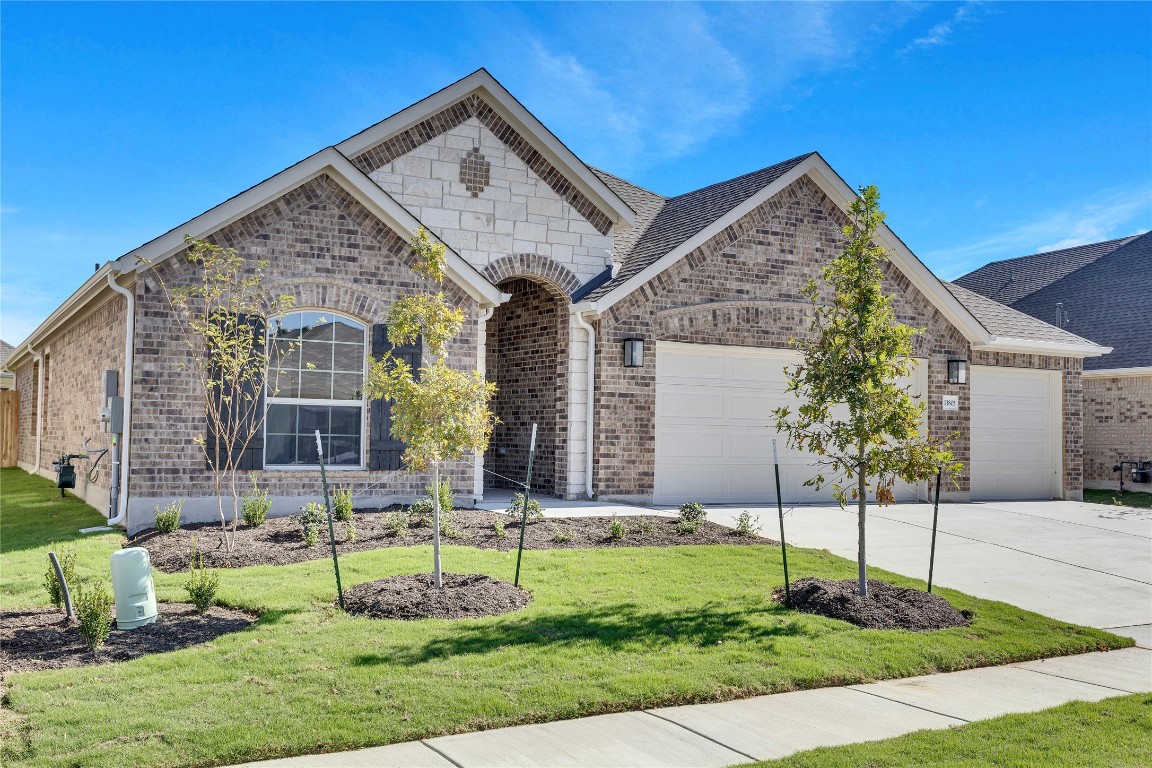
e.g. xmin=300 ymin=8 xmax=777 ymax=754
xmin=459 ymin=147 xmax=491 ymax=196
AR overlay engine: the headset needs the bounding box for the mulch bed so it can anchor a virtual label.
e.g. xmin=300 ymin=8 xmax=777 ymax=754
xmin=0 ymin=603 xmax=257 ymax=675
xmin=775 ymin=577 xmax=972 ymax=631
xmin=342 ymin=573 xmax=531 ymax=620
xmin=133 ymin=508 xmax=775 ymax=573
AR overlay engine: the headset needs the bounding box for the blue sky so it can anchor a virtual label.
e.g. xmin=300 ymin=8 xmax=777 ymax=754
xmin=2 ymin=1 xmax=1150 ymax=345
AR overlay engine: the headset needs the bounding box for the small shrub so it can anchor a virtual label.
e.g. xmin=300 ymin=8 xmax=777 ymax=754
xmin=409 ymin=496 xmax=434 ymax=523
xmin=241 ymin=474 xmax=271 ymax=528
xmin=550 ymin=526 xmax=571 ymax=544
xmin=506 ymin=493 xmax=544 ymax=525
xmin=411 ymin=480 xmax=454 ymax=526
xmin=44 ymin=549 xmax=77 ymax=609
xmin=432 ymin=478 xmax=454 ymax=515
xmin=440 ymin=510 xmax=464 ymax=539
xmin=677 ymin=520 xmax=699 ymax=535
xmin=609 ymin=513 xmax=625 ymax=540
xmin=493 ymin=515 xmax=506 ymax=538
xmin=153 ymin=500 xmax=183 ymax=534
xmin=678 ymin=502 xmax=707 ymax=524
xmin=735 ymin=510 xmax=762 ymax=537
xmin=332 ymin=486 xmax=354 ymax=523
xmin=184 ymin=543 xmax=220 ymax=614
xmin=298 ymin=502 xmax=326 ymax=547
xmin=384 ymin=510 xmax=409 ymax=538
xmin=344 ymin=516 xmax=357 ymax=542
xmin=74 ymin=582 xmax=113 ymax=652
xmin=634 ymin=520 xmax=653 ymax=534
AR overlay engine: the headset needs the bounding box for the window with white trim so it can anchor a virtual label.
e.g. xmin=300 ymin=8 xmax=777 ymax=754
xmin=265 ymin=311 xmax=365 ymax=467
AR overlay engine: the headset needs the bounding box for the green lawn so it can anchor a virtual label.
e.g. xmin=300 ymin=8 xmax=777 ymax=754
xmin=752 ymin=694 xmax=1152 ymax=767
xmin=1085 ymin=488 xmax=1152 ymax=509
xmin=0 ymin=468 xmax=1133 ymax=768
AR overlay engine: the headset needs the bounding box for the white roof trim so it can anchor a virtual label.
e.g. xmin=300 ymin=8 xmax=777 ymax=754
xmin=114 ymin=147 xmax=506 ymax=307
xmin=1082 ymin=366 xmax=1152 ymax=377
xmin=973 ymin=337 xmax=1112 ymax=357
xmin=335 ymin=69 xmax=636 ymax=230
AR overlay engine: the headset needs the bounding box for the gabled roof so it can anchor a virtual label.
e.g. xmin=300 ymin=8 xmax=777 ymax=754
xmin=0 ymin=340 xmax=14 ymax=370
xmin=944 ymin=283 xmax=1097 ymax=347
xmin=336 ymin=68 xmax=636 ymax=231
xmin=586 ymin=154 xmax=813 ymax=301
xmin=954 ymin=235 xmax=1136 ymax=305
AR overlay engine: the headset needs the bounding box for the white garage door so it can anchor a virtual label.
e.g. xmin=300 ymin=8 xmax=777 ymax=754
xmin=654 ymin=342 xmax=927 ymax=506
xmin=971 ymin=366 xmax=1061 ymax=500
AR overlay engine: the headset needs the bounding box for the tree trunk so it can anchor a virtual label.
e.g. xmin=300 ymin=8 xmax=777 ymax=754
xmin=857 ymin=443 xmax=868 ymax=598
xmin=432 ymin=461 xmax=443 ymax=590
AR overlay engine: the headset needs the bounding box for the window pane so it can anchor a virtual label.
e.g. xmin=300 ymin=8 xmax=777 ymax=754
xmin=298 ymin=405 xmax=330 ymax=433
xmin=269 ymin=370 xmax=300 ymax=398
xmin=300 ymin=312 xmax=333 ymax=342
xmin=271 ymin=340 xmax=301 ymax=370
xmin=265 ymin=433 xmax=295 ymax=465
xmin=332 ymin=373 xmax=362 ymax=400
xmin=332 ymin=343 xmax=363 ymax=373
xmin=328 ymin=435 xmax=360 ymax=465
xmin=297 ymin=435 xmax=319 ymax=465
xmin=271 ymin=313 xmax=304 ymax=340
xmin=333 ymin=318 xmax=363 ymax=343
xmin=329 ymin=406 xmax=361 ymax=435
xmin=299 ymin=370 xmax=332 ymax=399
xmin=301 ymin=340 xmax=332 ymax=371
xmin=266 ymin=404 xmax=296 ymax=434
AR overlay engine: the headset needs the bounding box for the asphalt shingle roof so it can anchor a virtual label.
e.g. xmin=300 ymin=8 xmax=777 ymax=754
xmin=953 ymin=236 xmax=1136 ymax=306
xmin=944 ymin=283 xmax=1098 ymax=346
xmin=585 ymin=153 xmax=814 ymax=301
xmin=0 ymin=340 xmax=13 ymax=370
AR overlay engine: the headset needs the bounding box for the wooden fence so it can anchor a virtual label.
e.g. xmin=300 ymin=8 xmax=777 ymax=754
xmin=0 ymin=390 xmax=18 ymax=467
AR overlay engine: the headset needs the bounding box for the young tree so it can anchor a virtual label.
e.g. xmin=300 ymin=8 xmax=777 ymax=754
xmin=773 ymin=186 xmax=957 ymax=598
xmin=365 ymin=229 xmax=497 ymax=589
xmin=149 ymin=236 xmax=295 ymax=552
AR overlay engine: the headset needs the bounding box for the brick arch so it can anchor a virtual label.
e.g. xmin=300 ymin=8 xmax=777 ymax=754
xmin=260 ymin=277 xmax=390 ymax=325
xmin=483 ymin=254 xmax=582 ymax=297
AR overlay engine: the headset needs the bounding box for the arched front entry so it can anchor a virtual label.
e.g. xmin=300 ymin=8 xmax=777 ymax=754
xmin=485 ymin=277 xmax=569 ymax=496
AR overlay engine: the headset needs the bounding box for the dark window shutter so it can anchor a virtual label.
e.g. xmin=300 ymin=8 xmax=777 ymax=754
xmin=206 ymin=314 xmax=266 ymax=471
xmin=368 ymin=323 xmax=421 ymax=471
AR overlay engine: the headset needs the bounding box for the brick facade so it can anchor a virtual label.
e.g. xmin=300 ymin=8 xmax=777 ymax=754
xmin=1082 ymin=373 xmax=1152 ymax=485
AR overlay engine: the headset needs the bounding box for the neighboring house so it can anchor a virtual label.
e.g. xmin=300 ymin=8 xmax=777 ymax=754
xmin=6 ymin=70 xmax=1109 ymax=533
xmin=956 ymin=232 xmax=1152 ymax=488
xmin=0 ymin=339 xmax=14 ymax=390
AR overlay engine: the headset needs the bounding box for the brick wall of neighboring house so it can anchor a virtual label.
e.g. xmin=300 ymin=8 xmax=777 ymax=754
xmin=969 ymin=350 xmax=1084 ymax=497
xmin=13 ymin=294 xmax=127 ymax=511
xmin=362 ymin=111 xmax=614 ymax=285
xmin=128 ymin=173 xmax=481 ymax=532
xmin=592 ymin=174 xmax=1078 ymax=503
xmin=1082 ymin=374 xmax=1152 ymax=484
xmin=485 ymin=277 xmax=569 ymax=496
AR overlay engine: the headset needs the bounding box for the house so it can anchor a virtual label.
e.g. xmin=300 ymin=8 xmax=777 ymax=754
xmin=6 ymin=69 xmax=1110 ymax=533
xmin=956 ymin=232 xmax=1151 ymax=488
xmin=0 ymin=340 xmax=14 ymax=391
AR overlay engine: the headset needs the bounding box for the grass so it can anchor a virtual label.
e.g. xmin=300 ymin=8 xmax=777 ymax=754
xmin=0 ymin=468 xmax=1134 ymax=768
xmin=751 ymin=694 xmax=1152 ymax=767
xmin=1085 ymin=488 xmax=1152 ymax=509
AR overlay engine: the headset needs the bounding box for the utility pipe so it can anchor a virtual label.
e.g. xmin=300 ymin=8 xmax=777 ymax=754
xmin=571 ymin=310 xmax=596 ymax=499
xmin=105 ymin=272 xmax=134 ymax=526
xmin=27 ymin=344 xmax=45 ymax=474
xmin=475 ymin=306 xmax=495 ymax=500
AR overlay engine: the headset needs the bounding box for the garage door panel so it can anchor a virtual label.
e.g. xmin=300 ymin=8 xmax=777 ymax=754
xmin=730 ymin=356 xmax=793 ymax=384
xmin=658 ymin=351 xmax=725 ymax=380
xmin=971 ymin=366 xmax=1059 ymax=501
xmin=726 ymin=395 xmax=777 ymax=422
xmin=660 ymin=392 xmax=725 ymax=420
xmin=659 ymin=431 xmax=724 ymax=459
xmin=729 ymin=432 xmax=774 ymax=459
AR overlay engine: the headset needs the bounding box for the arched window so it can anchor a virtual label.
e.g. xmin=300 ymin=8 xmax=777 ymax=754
xmin=265 ymin=311 xmax=365 ymax=468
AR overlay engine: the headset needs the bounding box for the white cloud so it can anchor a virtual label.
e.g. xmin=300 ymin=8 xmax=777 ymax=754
xmin=928 ymin=184 xmax=1152 ymax=278
xmin=903 ymin=1 xmax=983 ymax=52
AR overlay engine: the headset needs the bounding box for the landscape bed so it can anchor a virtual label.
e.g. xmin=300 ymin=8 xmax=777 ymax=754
xmin=0 ymin=469 xmax=1134 ymax=768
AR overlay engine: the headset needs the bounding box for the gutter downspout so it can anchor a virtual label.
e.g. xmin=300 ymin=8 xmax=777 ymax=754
xmin=474 ymin=306 xmax=495 ymax=501
xmin=105 ymin=272 xmax=134 ymax=526
xmin=571 ymin=310 xmax=596 ymax=499
xmin=27 ymin=345 xmax=44 ymax=475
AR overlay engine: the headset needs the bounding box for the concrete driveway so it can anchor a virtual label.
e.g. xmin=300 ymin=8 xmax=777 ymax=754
xmin=703 ymin=499 xmax=1152 ymax=647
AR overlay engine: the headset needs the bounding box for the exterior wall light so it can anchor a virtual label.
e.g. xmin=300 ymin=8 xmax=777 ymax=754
xmin=623 ymin=338 xmax=645 ymax=368
xmin=947 ymin=358 xmax=968 ymax=385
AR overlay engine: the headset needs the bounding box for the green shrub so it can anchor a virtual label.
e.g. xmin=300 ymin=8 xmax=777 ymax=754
xmin=550 ymin=527 xmax=571 ymax=544
xmin=735 ymin=510 xmax=762 ymax=537
xmin=609 ymin=513 xmax=625 ymax=540
xmin=493 ymin=515 xmax=506 ymax=538
xmin=298 ymin=503 xmax=326 ymax=547
xmin=241 ymin=474 xmax=271 ymax=528
xmin=678 ymin=501 xmax=707 ymax=524
xmin=409 ymin=496 xmax=433 ymax=521
xmin=153 ymin=500 xmax=183 ymax=534
xmin=384 ymin=510 xmax=409 ymax=538
xmin=676 ymin=520 xmax=699 ymax=535
xmin=44 ymin=549 xmax=77 ymax=609
xmin=74 ymin=582 xmax=114 ymax=652
xmin=332 ymin=486 xmax=354 ymax=523
xmin=345 ymin=516 xmax=357 ymax=543
xmin=506 ymin=493 xmax=544 ymax=525
xmin=184 ymin=544 xmax=220 ymax=614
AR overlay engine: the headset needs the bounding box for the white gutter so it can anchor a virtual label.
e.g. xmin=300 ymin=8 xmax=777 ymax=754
xmin=105 ymin=272 xmax=134 ymax=526
xmin=973 ymin=337 xmax=1112 ymax=358
xmin=475 ymin=306 xmax=495 ymax=500
xmin=571 ymin=309 xmax=597 ymax=499
xmin=27 ymin=344 xmax=44 ymax=474
xmin=1082 ymin=366 xmax=1152 ymax=378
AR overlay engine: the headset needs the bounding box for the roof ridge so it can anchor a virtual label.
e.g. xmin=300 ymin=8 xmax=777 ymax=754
xmin=671 ymin=152 xmax=816 ymax=201
xmin=977 ymin=234 xmax=1140 ymax=269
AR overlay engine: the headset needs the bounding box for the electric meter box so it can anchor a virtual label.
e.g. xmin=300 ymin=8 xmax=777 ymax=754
xmin=109 ymin=548 xmax=158 ymax=629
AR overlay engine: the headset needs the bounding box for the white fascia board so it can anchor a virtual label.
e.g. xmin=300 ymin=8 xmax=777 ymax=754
xmin=591 ymin=159 xmax=815 ymax=313
xmin=113 ymin=147 xmax=505 ymax=307
xmin=6 ymin=265 xmax=125 ymax=369
xmin=334 ymin=69 xmax=636 ymax=230
xmin=1082 ymin=366 xmax=1152 ymax=378
xmin=973 ymin=337 xmax=1113 ymax=358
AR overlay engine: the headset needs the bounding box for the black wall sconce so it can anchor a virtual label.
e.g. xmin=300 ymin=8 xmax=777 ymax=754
xmin=623 ymin=338 xmax=645 ymax=368
xmin=947 ymin=358 xmax=968 ymax=385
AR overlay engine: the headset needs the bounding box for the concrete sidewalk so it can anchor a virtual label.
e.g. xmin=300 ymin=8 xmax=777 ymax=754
xmin=233 ymin=647 xmax=1150 ymax=767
